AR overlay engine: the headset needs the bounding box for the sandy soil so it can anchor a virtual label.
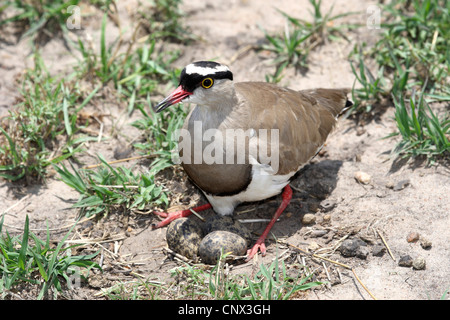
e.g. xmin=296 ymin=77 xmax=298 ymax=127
xmin=0 ymin=0 xmax=448 ymax=300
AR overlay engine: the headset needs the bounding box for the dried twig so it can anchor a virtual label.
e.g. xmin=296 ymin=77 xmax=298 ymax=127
xmin=2 ymin=215 xmax=95 ymax=232
xmin=83 ymin=154 xmax=155 ymax=169
xmin=336 ymin=266 xmax=343 ymax=284
xmin=163 ymin=247 xmax=195 ymax=265
xmin=322 ymin=262 xmax=331 ymax=281
xmin=376 ymin=229 xmax=396 ymax=262
xmin=238 ymin=218 xmax=275 ymax=223
xmin=93 ymin=116 xmax=104 ymax=143
xmin=235 ymin=207 xmax=257 ymax=214
xmin=64 ymin=234 xmax=126 ymax=245
xmin=189 ymin=208 xmax=205 ymax=222
xmin=283 ymin=241 xmax=377 ymax=300
xmin=0 ymin=194 xmax=31 ymax=218
xmin=97 ymin=185 xmax=140 ymax=189
xmin=351 ymin=268 xmax=377 ymax=300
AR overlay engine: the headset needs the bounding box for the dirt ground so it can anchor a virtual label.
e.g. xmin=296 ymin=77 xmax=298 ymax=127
xmin=0 ymin=0 xmax=449 ymax=300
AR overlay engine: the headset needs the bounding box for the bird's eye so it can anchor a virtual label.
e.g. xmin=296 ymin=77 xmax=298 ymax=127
xmin=201 ymin=78 xmax=214 ymax=89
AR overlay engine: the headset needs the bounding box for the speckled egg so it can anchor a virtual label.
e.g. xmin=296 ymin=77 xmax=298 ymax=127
xmin=203 ymin=215 xmax=251 ymax=244
xmin=198 ymin=230 xmax=248 ymax=265
xmin=166 ymin=218 xmax=204 ymax=260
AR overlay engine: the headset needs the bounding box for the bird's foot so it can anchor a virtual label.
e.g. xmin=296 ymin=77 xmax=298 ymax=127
xmin=246 ymin=238 xmax=267 ymax=261
xmin=151 ymin=203 xmax=212 ymax=229
xmin=245 ymin=185 xmax=293 ymax=261
xmin=151 ymin=209 xmax=190 ymax=229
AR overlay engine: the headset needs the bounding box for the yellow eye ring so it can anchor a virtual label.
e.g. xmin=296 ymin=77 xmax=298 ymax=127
xmin=201 ymin=77 xmax=214 ymax=89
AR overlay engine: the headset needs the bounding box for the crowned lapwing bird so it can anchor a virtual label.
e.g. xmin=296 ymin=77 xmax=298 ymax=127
xmin=153 ymin=61 xmax=352 ymax=261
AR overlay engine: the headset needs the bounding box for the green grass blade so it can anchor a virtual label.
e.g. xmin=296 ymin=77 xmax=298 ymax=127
xmin=44 ymin=219 xmax=80 ymax=288
xmin=0 ymin=126 xmax=21 ymax=166
xmin=100 ymin=13 xmax=108 ymax=77
xmin=31 ymin=250 xmax=48 ymax=282
xmin=62 ymin=96 xmax=72 ymax=137
xmin=18 ymin=215 xmax=30 ymax=271
xmin=21 ymin=13 xmax=49 ymax=39
xmin=409 ymin=95 xmax=423 ymax=139
xmin=53 ymin=163 xmax=87 ymax=194
xmin=76 ymin=85 xmax=101 ymax=113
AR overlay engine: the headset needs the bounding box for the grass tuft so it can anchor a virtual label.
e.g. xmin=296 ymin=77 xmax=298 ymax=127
xmin=168 ymin=250 xmax=322 ymax=300
xmin=260 ymin=0 xmax=359 ymax=82
xmin=0 ymin=215 xmax=101 ymax=299
xmin=387 ymin=87 xmax=450 ymax=161
xmin=349 ymin=0 xmax=449 ymax=161
xmin=0 ymin=53 xmax=97 ymax=182
xmin=53 ymin=154 xmax=170 ymax=218
xmin=0 ymin=0 xmax=80 ymax=43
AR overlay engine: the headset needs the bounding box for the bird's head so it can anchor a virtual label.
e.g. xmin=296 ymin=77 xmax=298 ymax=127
xmin=155 ymin=61 xmax=234 ymax=112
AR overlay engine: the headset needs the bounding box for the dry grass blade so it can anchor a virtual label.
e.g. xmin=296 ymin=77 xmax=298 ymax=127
xmin=376 ymin=229 xmax=396 ymax=262
xmin=189 ymin=208 xmax=205 ymax=222
xmin=82 ymin=154 xmax=155 ymax=169
xmin=351 ymin=268 xmax=377 ymax=300
xmin=163 ymin=247 xmax=195 ymax=265
xmin=283 ymin=241 xmax=377 ymax=300
xmin=64 ymin=234 xmax=127 ymax=245
xmin=0 ymin=194 xmax=31 ymax=218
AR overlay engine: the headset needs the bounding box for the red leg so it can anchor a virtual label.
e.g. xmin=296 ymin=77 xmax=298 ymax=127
xmin=246 ymin=185 xmax=293 ymax=261
xmin=151 ymin=203 xmax=212 ymax=229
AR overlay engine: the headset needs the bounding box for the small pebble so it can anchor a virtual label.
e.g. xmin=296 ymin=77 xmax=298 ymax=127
xmin=420 ymin=238 xmax=432 ymax=250
xmin=376 ymin=191 xmax=387 ymax=198
xmin=320 ymin=199 xmax=336 ymax=212
xmin=385 ymin=180 xmax=395 ymax=189
xmin=398 ymin=255 xmax=413 ymax=267
xmin=407 ymin=232 xmax=420 ymax=243
xmin=322 ymin=214 xmax=331 ymax=223
xmin=310 ymin=229 xmax=328 ymax=238
xmin=354 ymin=171 xmax=371 ymax=185
xmin=302 ymin=213 xmax=316 ymax=225
xmin=340 ymin=239 xmax=367 ymax=257
xmin=393 ymin=179 xmax=410 ymax=191
xmin=372 ymin=244 xmax=386 ymax=257
xmin=356 ymin=246 xmax=370 ymax=259
xmin=113 ymin=144 xmax=133 ymax=160
xmin=412 ymin=257 xmax=426 ymax=270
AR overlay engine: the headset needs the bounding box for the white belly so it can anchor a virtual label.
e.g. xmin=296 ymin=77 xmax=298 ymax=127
xmin=204 ymin=161 xmax=299 ymax=216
